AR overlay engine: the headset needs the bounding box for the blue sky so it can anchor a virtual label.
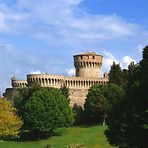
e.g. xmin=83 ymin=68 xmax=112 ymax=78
xmin=0 ymin=0 xmax=148 ymax=94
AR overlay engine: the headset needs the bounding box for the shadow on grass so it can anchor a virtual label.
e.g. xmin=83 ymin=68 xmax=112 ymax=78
xmin=74 ymin=122 xmax=105 ymax=128
xmin=5 ymin=129 xmax=65 ymax=142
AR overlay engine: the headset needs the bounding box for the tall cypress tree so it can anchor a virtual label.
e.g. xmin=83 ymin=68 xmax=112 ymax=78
xmin=108 ymin=62 xmax=123 ymax=85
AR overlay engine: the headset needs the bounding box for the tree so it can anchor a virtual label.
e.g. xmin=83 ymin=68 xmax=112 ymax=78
xmin=0 ymin=98 xmax=23 ymax=139
xmin=106 ymin=65 xmax=144 ymax=148
xmin=128 ymin=61 xmax=136 ymax=77
xmin=84 ymin=85 xmax=107 ymax=124
xmin=59 ymin=84 xmax=70 ymax=102
xmin=122 ymin=69 xmax=128 ymax=85
xmin=106 ymin=46 xmax=148 ymax=148
xmin=72 ymin=103 xmax=84 ymax=125
xmin=14 ymin=83 xmax=41 ymax=116
xmin=84 ymin=84 xmax=124 ymax=125
xmin=122 ymin=62 xmax=136 ymax=86
xmin=22 ymin=87 xmax=74 ymax=138
xmin=108 ymin=62 xmax=123 ymax=85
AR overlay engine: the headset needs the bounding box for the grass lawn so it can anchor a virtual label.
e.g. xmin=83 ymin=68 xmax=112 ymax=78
xmin=0 ymin=125 xmax=116 ymax=148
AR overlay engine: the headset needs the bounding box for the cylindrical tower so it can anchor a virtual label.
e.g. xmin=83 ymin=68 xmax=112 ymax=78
xmin=11 ymin=76 xmax=27 ymax=88
xmin=73 ymin=52 xmax=103 ymax=78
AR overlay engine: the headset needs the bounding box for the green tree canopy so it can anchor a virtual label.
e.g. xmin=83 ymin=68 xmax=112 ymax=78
xmin=84 ymin=84 xmax=124 ymax=125
xmin=23 ymin=87 xmax=74 ymax=137
xmin=13 ymin=83 xmax=42 ymax=117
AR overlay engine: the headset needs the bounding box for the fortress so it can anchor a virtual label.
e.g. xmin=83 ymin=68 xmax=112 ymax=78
xmin=3 ymin=52 xmax=109 ymax=106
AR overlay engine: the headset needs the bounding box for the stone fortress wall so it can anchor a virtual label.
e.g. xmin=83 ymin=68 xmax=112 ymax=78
xmin=3 ymin=52 xmax=109 ymax=107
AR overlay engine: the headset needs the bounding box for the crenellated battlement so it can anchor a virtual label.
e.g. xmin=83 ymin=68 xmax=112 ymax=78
xmin=26 ymin=74 xmax=107 ymax=89
xmin=27 ymin=74 xmax=64 ymax=88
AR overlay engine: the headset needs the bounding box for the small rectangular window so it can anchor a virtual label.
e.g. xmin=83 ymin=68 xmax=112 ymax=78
xmin=92 ymin=56 xmax=95 ymax=59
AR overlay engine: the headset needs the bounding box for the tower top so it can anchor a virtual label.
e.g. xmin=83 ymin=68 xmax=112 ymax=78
xmin=73 ymin=52 xmax=103 ymax=78
xmin=73 ymin=52 xmax=103 ymax=57
xmin=11 ymin=76 xmax=17 ymax=81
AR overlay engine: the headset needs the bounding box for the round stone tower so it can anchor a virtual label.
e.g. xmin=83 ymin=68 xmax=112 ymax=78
xmin=73 ymin=52 xmax=103 ymax=78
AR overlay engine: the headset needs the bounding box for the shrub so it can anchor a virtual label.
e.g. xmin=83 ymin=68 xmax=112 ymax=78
xmin=65 ymin=143 xmax=86 ymax=148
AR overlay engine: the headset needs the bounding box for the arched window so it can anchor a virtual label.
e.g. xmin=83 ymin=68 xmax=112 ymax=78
xmin=39 ymin=78 xmax=41 ymax=84
xmin=42 ymin=78 xmax=44 ymax=85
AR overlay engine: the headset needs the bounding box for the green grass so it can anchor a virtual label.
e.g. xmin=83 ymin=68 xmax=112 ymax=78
xmin=0 ymin=125 xmax=116 ymax=148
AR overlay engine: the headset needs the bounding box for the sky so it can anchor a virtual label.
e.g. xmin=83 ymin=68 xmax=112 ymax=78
xmin=0 ymin=0 xmax=148 ymax=95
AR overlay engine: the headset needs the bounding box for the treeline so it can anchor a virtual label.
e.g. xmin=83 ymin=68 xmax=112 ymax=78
xmin=106 ymin=46 xmax=148 ymax=148
xmin=0 ymin=85 xmax=74 ymax=140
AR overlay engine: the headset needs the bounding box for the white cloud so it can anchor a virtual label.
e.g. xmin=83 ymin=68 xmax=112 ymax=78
xmin=0 ymin=0 xmax=144 ymax=45
xmin=122 ymin=56 xmax=136 ymax=69
xmin=102 ymin=50 xmax=119 ymax=72
xmin=66 ymin=68 xmax=75 ymax=76
xmin=137 ymin=44 xmax=145 ymax=53
xmin=102 ymin=51 xmax=136 ymax=73
xmin=0 ymin=12 xmax=9 ymax=31
xmin=137 ymin=40 xmax=148 ymax=53
xmin=29 ymin=70 xmax=41 ymax=74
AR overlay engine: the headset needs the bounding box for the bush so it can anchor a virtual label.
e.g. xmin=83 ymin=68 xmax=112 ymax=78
xmin=65 ymin=143 xmax=86 ymax=148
